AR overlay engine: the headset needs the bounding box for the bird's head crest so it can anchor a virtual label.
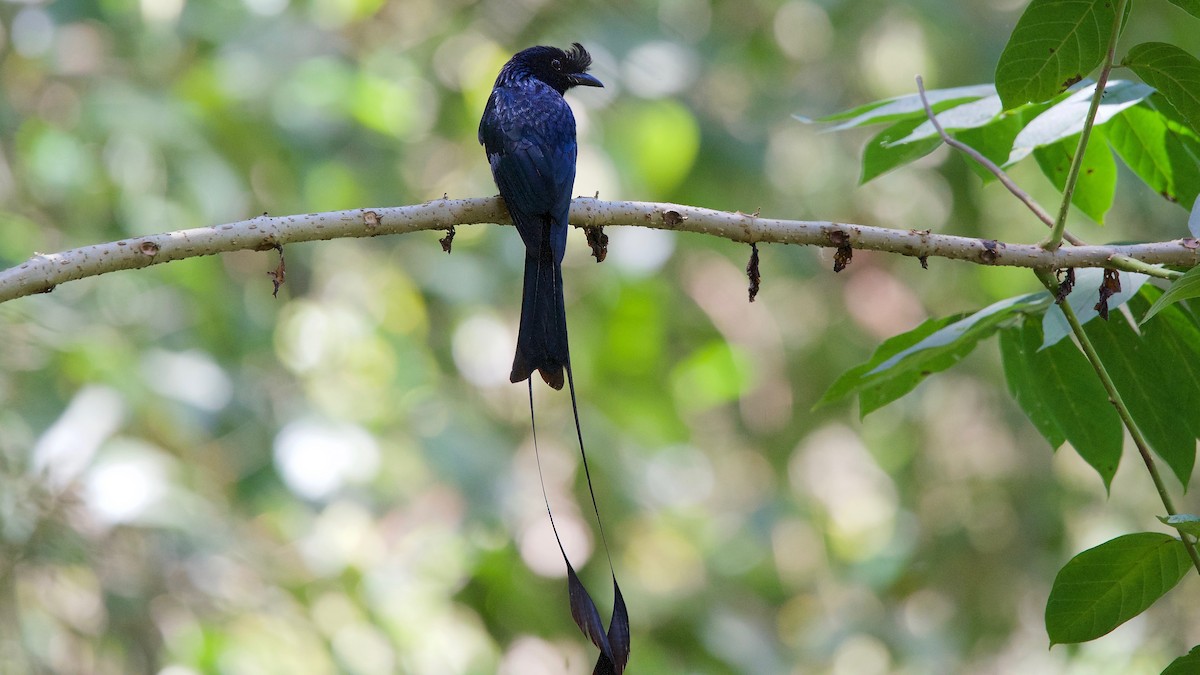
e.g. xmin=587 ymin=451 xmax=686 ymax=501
xmin=560 ymin=43 xmax=593 ymax=73
xmin=501 ymin=43 xmax=604 ymax=95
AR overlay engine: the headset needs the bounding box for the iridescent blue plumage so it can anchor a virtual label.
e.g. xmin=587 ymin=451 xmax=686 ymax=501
xmin=479 ymin=43 xmax=602 ymax=389
xmin=479 ymin=45 xmax=629 ymax=675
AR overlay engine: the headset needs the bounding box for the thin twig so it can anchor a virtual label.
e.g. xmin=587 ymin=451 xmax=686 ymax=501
xmin=914 ymin=75 xmax=1081 ymax=245
xmin=1042 ymin=0 xmax=1127 ymax=251
xmin=1108 ymin=253 xmax=1182 ymax=279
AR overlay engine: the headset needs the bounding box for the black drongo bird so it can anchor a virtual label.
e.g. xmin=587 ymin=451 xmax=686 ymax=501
xmin=478 ymin=43 xmax=602 ymax=390
xmin=480 ymin=45 xmax=630 ymax=674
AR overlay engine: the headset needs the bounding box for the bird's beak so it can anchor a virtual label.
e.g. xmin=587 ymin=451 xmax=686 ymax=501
xmin=568 ymin=73 xmax=604 ymax=88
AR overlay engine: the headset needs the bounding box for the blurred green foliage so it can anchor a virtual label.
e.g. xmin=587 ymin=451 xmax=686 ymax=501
xmin=1 ymin=1 xmax=1199 ymax=673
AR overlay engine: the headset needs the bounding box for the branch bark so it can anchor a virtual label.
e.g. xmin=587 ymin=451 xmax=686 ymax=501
xmin=2 ymin=197 xmax=1197 ymax=304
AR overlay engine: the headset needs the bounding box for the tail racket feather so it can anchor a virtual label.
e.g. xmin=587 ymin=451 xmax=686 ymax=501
xmin=527 ymin=370 xmax=630 ymax=672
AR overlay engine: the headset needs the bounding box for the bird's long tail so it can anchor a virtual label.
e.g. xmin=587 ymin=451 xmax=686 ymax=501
xmin=511 ymin=245 xmax=567 ymax=390
xmin=528 ymin=367 xmax=630 ymax=675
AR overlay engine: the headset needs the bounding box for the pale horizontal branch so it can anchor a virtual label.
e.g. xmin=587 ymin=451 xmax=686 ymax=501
xmin=2 ymin=197 xmax=1197 ymax=304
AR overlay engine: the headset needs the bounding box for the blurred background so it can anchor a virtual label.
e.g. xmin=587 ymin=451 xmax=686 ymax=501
xmin=1 ymin=0 xmax=1199 ymax=673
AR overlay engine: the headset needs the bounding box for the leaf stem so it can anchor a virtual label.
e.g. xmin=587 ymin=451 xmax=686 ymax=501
xmin=1108 ymin=253 xmax=1182 ymax=280
xmin=915 ymin=76 xmax=1062 ymax=235
xmin=1038 ymin=270 xmax=1200 ymax=573
xmin=1041 ymin=0 xmax=1128 ymax=251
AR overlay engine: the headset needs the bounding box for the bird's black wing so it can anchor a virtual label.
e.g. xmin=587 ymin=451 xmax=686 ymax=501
xmin=479 ymin=83 xmax=576 ymax=262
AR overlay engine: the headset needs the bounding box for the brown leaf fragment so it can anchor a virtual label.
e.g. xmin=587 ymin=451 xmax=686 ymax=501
xmin=746 ymin=242 xmax=761 ymax=302
xmin=439 ymin=226 xmax=456 ymax=253
xmin=1103 ymin=267 xmax=1121 ymax=290
xmin=662 ymin=209 xmax=687 ymax=227
xmin=826 ymin=229 xmax=850 ymax=247
xmin=833 ymin=244 xmax=853 ymax=273
xmin=268 ymin=244 xmax=286 ymax=298
xmin=918 ymin=255 xmax=929 ymax=270
xmin=584 ymin=225 xmax=609 ymax=262
xmin=1093 ymin=268 xmax=1120 ymax=320
xmin=363 ymin=210 xmax=381 ymax=230
xmin=1054 ymin=268 xmax=1075 ymax=304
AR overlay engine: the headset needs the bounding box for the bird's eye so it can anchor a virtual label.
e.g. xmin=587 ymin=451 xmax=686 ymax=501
xmin=551 ymin=59 xmax=562 ymax=71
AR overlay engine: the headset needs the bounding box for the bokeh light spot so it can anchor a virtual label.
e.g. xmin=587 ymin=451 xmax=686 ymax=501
xmin=273 ymin=419 xmax=380 ymax=500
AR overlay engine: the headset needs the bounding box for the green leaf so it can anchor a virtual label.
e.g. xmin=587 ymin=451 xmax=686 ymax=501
xmin=1141 ymin=265 xmax=1200 ymax=324
xmin=1135 ymin=285 xmax=1200 ymax=355
xmin=995 ymin=0 xmax=1119 ymax=110
xmin=860 ymin=116 xmax=943 ymax=183
xmin=887 ymin=94 xmax=1004 ymax=146
xmin=1008 ymin=80 xmax=1153 ymax=164
xmin=810 ymin=84 xmax=996 ymax=130
xmin=1041 ymin=268 xmax=1149 ymax=348
xmin=1000 ymin=319 xmax=1122 ymax=488
xmin=801 ymin=101 xmax=886 ymax=125
xmin=1157 ymin=514 xmax=1200 ymax=538
xmin=818 ymin=295 xmax=1048 ymax=416
xmin=1124 ymin=42 xmax=1200 ymax=136
xmin=1166 ymin=0 xmax=1200 ymax=18
xmin=868 ymin=293 xmax=1047 ymax=374
xmin=1129 ymin=288 xmax=1200 ymax=444
xmin=1106 ymin=96 xmax=1200 ymax=208
xmin=1000 ymin=325 xmax=1067 ymax=449
xmin=1033 ymin=126 xmax=1117 ymax=222
xmin=1045 ymin=532 xmax=1191 ymax=645
xmin=1162 ymin=646 xmax=1200 ymax=675
xmin=955 ymin=102 xmax=1054 ymax=184
xmin=890 ymin=90 xmax=1069 ymax=157
xmin=816 ymin=314 xmax=963 ymax=414
xmin=1084 ymin=309 xmax=1199 ymax=486
xmin=856 ymin=371 xmax=943 ymax=418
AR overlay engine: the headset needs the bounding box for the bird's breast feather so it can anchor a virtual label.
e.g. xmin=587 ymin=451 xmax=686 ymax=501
xmin=481 ymin=86 xmax=577 ymax=215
